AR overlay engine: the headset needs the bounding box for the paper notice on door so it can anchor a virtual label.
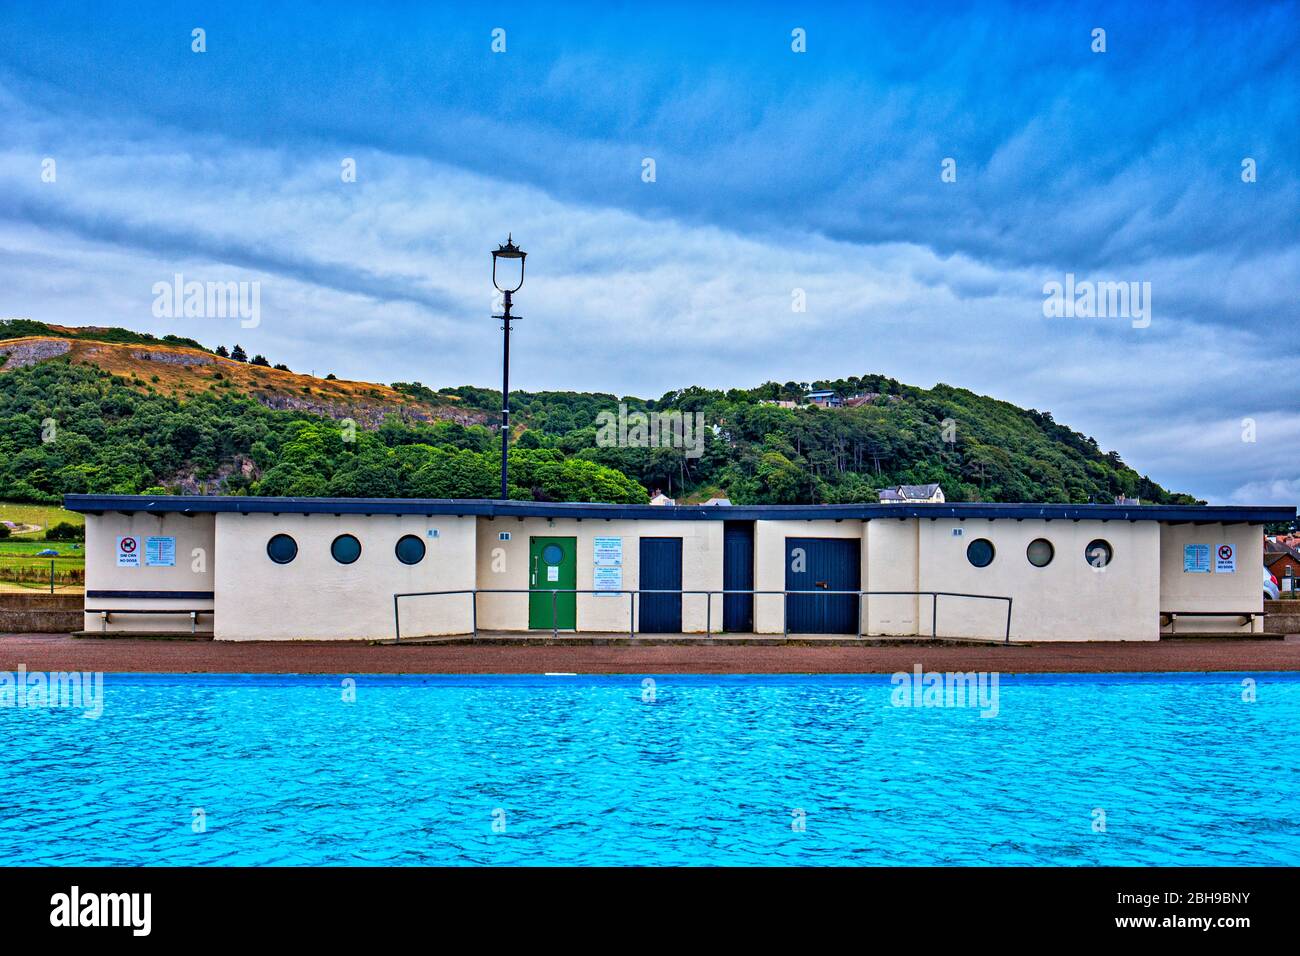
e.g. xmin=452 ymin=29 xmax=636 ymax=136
xmin=547 ymin=566 xmax=559 ymax=582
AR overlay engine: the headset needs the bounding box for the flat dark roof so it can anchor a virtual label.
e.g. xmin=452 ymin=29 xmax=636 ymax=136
xmin=62 ymin=495 xmax=1295 ymax=524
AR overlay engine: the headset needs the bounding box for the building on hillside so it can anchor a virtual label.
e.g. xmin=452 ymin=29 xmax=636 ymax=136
xmin=1265 ymin=543 xmax=1300 ymax=593
xmin=758 ymin=399 xmax=798 ymax=409
xmin=701 ymin=497 xmax=732 ymax=507
xmin=1114 ymin=496 xmax=1141 ymax=505
xmin=649 ymin=491 xmax=675 ymax=506
xmin=805 ymin=389 xmax=841 ymax=408
xmin=878 ymin=483 xmax=945 ymax=504
xmin=64 ymin=495 xmax=1293 ymax=643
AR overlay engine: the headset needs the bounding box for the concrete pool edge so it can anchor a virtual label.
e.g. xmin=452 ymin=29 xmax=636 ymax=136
xmin=3 ymin=632 xmax=1299 ymax=673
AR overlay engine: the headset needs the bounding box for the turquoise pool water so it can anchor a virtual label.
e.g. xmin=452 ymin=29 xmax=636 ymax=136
xmin=2 ymin=673 xmax=1297 ymax=865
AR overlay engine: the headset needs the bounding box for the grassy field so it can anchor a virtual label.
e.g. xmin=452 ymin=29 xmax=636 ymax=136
xmin=0 ymin=541 xmax=84 ymax=591
xmin=0 ymin=500 xmax=84 ymax=536
xmin=0 ymin=539 xmax=84 ymax=557
xmin=0 ymin=501 xmax=84 ymax=590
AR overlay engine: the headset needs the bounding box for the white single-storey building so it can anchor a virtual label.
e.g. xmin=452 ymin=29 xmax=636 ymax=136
xmin=62 ymin=495 xmax=1294 ymax=642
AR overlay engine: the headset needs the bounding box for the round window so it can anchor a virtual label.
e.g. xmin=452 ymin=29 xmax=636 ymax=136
xmin=395 ymin=534 xmax=426 ymax=566
xmin=1085 ymin=539 xmax=1113 ymax=569
xmin=1026 ymin=538 xmax=1054 ymax=568
xmin=966 ymin=538 xmax=995 ymax=568
xmin=331 ymin=534 xmax=362 ymax=565
xmin=541 ymin=543 xmax=564 ymax=565
xmin=266 ymin=533 xmax=298 ymax=564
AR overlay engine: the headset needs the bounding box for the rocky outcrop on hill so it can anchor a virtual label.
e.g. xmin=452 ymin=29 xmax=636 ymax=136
xmin=130 ymin=349 xmax=216 ymax=366
xmin=0 ymin=338 xmax=71 ymax=369
xmin=254 ymin=391 xmax=490 ymax=429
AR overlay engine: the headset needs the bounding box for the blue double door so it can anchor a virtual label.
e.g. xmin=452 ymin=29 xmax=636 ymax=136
xmin=639 ymin=537 xmax=682 ymax=633
xmin=785 ymin=537 xmax=861 ymax=634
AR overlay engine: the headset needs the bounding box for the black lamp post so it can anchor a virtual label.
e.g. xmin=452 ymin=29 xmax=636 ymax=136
xmin=491 ymin=235 xmax=526 ymax=499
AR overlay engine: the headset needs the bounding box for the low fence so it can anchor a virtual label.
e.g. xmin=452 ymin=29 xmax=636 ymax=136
xmin=0 ymin=558 xmax=86 ymax=593
xmin=393 ymin=588 xmax=1014 ymax=643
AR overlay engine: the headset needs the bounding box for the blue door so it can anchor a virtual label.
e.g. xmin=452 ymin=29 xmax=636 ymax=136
xmin=785 ymin=537 xmax=860 ymax=634
xmin=639 ymin=537 xmax=682 ymax=633
xmin=723 ymin=521 xmax=754 ymax=632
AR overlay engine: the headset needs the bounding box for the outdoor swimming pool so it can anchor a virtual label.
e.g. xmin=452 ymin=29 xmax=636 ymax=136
xmin=2 ymin=672 xmax=1297 ymax=866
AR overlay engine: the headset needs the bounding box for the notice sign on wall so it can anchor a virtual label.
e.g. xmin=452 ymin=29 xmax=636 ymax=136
xmin=1215 ymin=543 xmax=1236 ymax=573
xmin=593 ymin=536 xmax=623 ymax=566
xmin=593 ymin=564 xmax=623 ymax=595
xmin=1183 ymin=543 xmax=1210 ymax=574
xmin=116 ymin=535 xmax=140 ymax=567
xmin=145 ymin=536 xmax=176 ymax=567
xmin=593 ymin=536 xmax=623 ymax=596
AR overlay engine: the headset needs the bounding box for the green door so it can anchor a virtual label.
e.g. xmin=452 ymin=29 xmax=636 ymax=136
xmin=529 ymin=536 xmax=577 ymax=629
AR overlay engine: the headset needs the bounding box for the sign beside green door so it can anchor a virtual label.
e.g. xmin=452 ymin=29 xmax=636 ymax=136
xmin=529 ymin=536 xmax=577 ymax=629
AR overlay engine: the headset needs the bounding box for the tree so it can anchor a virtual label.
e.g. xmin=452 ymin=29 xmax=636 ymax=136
xmin=273 ymin=363 xmax=289 ymax=371
xmin=325 ymin=373 xmax=337 ymax=380
xmin=230 ymin=345 xmax=247 ymax=362
xmin=214 ymin=345 xmax=229 ymax=357
xmin=251 ymin=354 xmax=270 ymax=367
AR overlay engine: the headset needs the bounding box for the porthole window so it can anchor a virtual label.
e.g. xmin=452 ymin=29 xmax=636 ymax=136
xmin=966 ymin=538 xmax=995 ymax=568
xmin=541 ymin=543 xmax=565 ymax=565
xmin=395 ymin=535 xmax=426 ymax=566
xmin=266 ymin=533 xmax=298 ymax=564
xmin=331 ymin=534 xmax=362 ymax=565
xmin=1026 ymin=538 xmax=1054 ymax=568
xmin=1085 ymin=539 xmax=1113 ymax=569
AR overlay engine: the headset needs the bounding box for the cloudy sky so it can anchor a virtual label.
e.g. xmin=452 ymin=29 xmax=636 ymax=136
xmin=0 ymin=1 xmax=1296 ymax=504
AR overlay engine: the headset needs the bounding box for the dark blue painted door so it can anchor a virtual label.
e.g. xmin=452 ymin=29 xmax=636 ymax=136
xmin=723 ymin=521 xmax=754 ymax=632
xmin=639 ymin=537 xmax=682 ymax=633
xmin=785 ymin=537 xmax=860 ymax=634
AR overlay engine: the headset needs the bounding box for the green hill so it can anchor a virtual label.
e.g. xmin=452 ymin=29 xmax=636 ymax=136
xmin=0 ymin=324 xmax=1199 ymax=506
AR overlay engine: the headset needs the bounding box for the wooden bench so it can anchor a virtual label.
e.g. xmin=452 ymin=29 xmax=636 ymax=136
xmin=1160 ymin=610 xmax=1258 ymax=634
xmin=85 ymin=608 xmax=210 ymax=635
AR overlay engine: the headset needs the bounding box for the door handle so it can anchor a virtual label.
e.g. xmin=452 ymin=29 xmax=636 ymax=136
xmin=815 ymin=580 xmax=829 ymax=589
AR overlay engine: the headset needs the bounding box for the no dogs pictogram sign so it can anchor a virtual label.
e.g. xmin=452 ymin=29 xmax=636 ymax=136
xmin=117 ymin=535 xmax=140 ymax=567
xmin=1215 ymin=544 xmax=1236 ymax=573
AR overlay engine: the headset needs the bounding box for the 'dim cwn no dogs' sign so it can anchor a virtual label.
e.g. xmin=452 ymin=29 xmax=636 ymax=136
xmin=116 ymin=535 xmax=139 ymax=567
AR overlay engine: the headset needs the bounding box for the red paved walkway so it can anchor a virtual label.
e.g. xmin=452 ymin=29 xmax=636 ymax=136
xmin=2 ymin=633 xmax=1297 ymax=673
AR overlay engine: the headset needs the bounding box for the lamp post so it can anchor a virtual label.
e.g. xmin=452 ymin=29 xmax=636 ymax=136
xmin=491 ymin=235 xmax=526 ymax=499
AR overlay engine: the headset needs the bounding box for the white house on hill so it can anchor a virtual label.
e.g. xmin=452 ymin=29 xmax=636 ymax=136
xmin=878 ymin=483 xmax=945 ymax=504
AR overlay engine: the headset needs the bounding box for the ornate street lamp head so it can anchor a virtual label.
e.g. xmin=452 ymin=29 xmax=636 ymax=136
xmin=491 ymin=234 xmax=527 ymax=293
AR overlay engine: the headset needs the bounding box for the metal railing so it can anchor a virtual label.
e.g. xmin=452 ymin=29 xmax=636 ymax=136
xmin=0 ymin=557 xmax=86 ymax=593
xmin=392 ymin=588 xmax=1013 ymax=643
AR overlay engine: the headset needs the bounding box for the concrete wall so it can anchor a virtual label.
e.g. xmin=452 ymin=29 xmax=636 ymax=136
xmin=474 ymin=517 xmax=723 ymax=633
xmin=213 ymin=513 xmax=476 ymax=641
xmin=864 ymin=518 xmax=921 ymax=636
xmin=1159 ymin=523 xmax=1264 ymax=633
xmin=82 ymin=512 xmax=215 ymax=633
xmin=912 ymin=518 xmax=1161 ymax=641
xmin=72 ymin=508 xmax=1273 ymax=641
xmin=0 ymin=592 xmax=83 ymax=633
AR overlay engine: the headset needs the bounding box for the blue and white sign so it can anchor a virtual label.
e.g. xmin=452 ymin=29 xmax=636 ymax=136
xmin=593 ymin=564 xmax=623 ymax=595
xmin=1215 ymin=543 xmax=1236 ymax=573
xmin=1183 ymin=543 xmax=1210 ymax=573
xmin=116 ymin=535 xmax=140 ymax=568
xmin=593 ymin=536 xmax=623 ymax=566
xmin=145 ymin=536 xmax=176 ymax=567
